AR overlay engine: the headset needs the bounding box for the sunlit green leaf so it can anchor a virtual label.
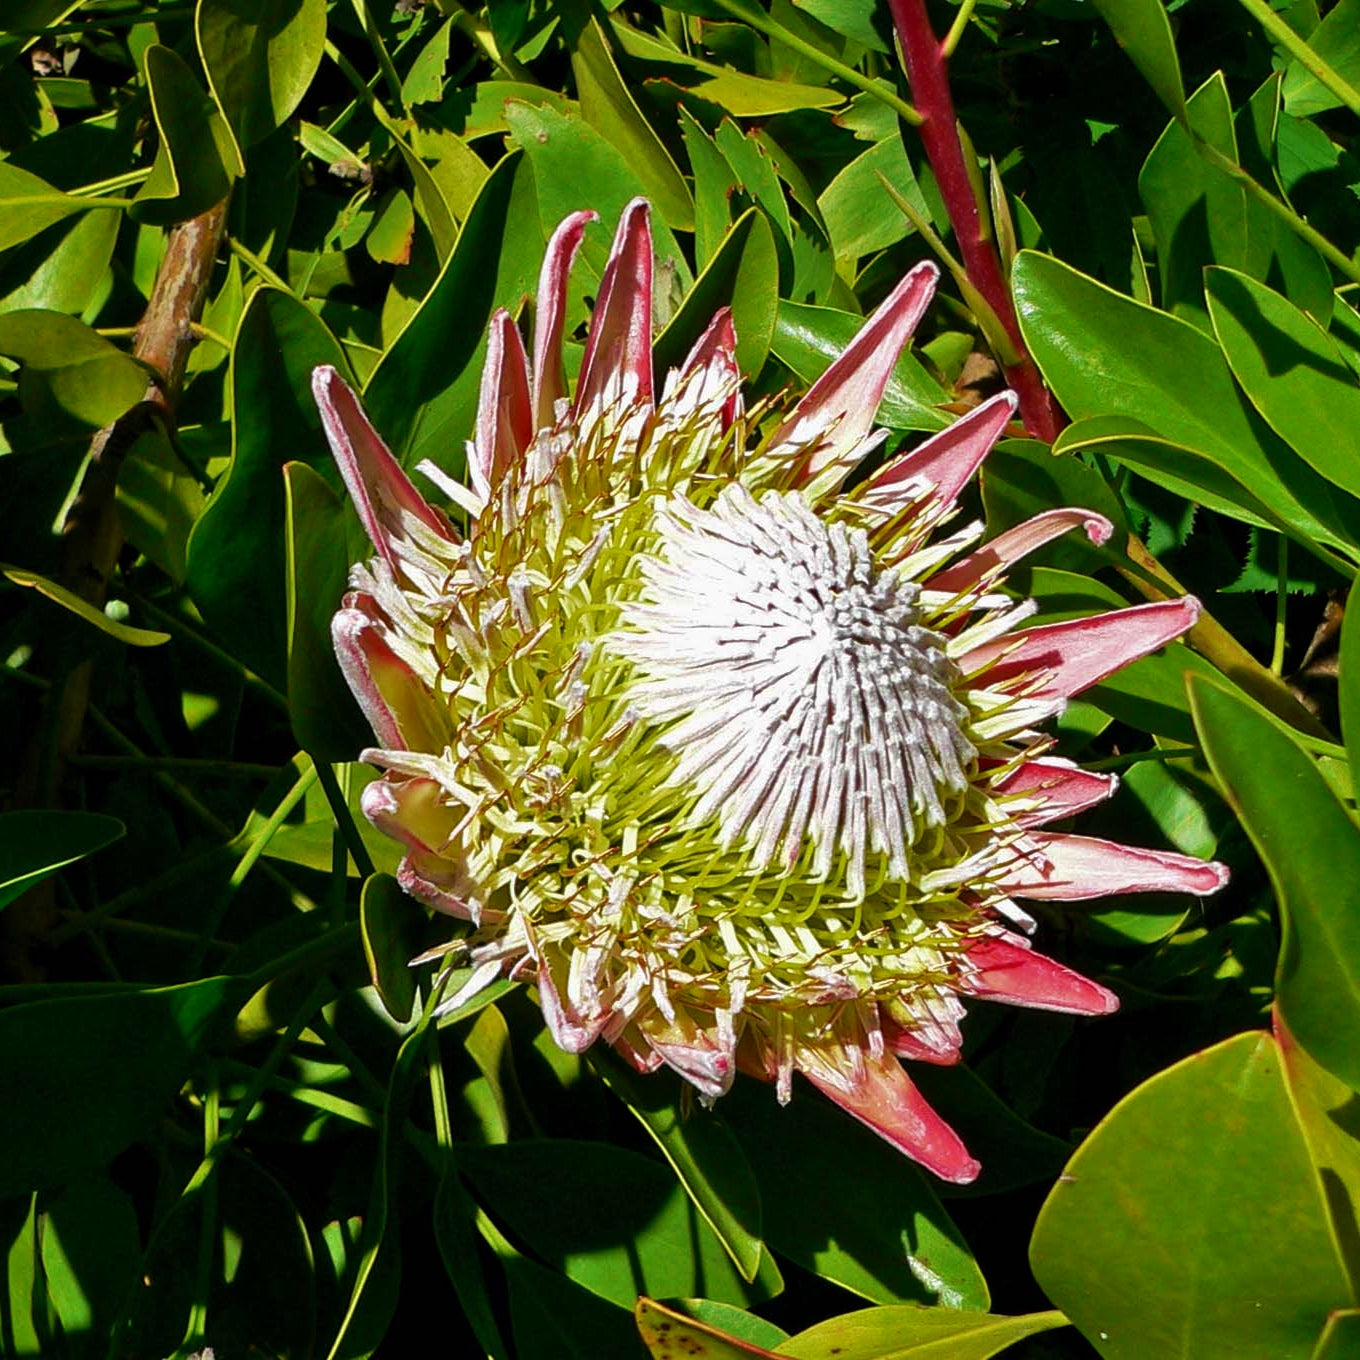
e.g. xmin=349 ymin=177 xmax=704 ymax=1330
xmin=778 ymin=1306 xmax=1068 ymax=1359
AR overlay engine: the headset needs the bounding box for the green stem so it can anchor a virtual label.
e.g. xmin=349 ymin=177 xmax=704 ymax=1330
xmin=708 ymin=0 xmax=922 ymax=126
xmin=1235 ymin=0 xmax=1360 ymax=119
xmin=941 ymin=0 xmax=978 ymax=59
xmin=1194 ymin=137 xmax=1360 ymax=288
xmin=230 ymin=766 xmax=318 ymax=891
xmin=1272 ymin=536 xmax=1289 ymax=677
xmin=70 ymin=167 xmax=152 ymax=198
xmin=67 ymin=754 xmax=284 ymax=778
xmin=226 ymin=235 xmax=296 ymax=296
xmin=131 ymin=593 xmax=289 ymax=710
xmin=354 ymin=0 xmax=408 ymax=111
xmin=313 ymin=758 xmax=377 ymax=879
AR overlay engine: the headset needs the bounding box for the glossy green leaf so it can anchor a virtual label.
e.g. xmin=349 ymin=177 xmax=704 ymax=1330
xmin=1090 ymin=0 xmax=1186 ymax=119
xmin=612 ymin=20 xmax=843 ymax=114
xmin=1055 ymin=416 xmax=1277 ymax=532
xmin=1138 ymin=75 xmax=1330 ymax=328
xmin=187 ymin=287 xmax=352 ymax=688
xmin=591 ymin=1052 xmax=764 ymax=1282
xmin=0 ymin=205 xmax=120 ymax=316
xmin=500 ymin=1250 xmax=647 ymax=1359
xmin=40 ymin=1175 xmax=140 ymax=1346
xmin=364 ymin=151 xmax=542 ymax=471
xmin=636 ymin=1297 xmax=783 ymax=1359
xmin=778 ymin=1306 xmax=1068 ymax=1359
xmin=772 ymin=301 xmax=950 ymax=433
xmin=1191 ymin=676 xmax=1360 ymax=1092
xmin=1341 ymin=594 xmax=1360 ymax=783
xmin=197 ymin=0 xmax=326 ymax=162
xmin=818 ymin=133 xmax=929 ymax=266
xmin=0 ymin=160 xmax=109 ymax=253
xmin=1278 ymin=1016 xmax=1360 ymax=1298
xmin=1014 ymin=251 xmax=1360 ymax=559
xmin=0 ymin=810 xmax=124 ymax=913
xmin=504 ymin=100 xmax=691 ymax=286
xmin=3 ymin=566 xmax=169 ymax=647
xmin=1032 ymin=1031 xmax=1351 ymax=1358
xmin=0 ymin=309 xmax=147 ymax=427
xmin=457 ymin=1140 xmax=777 ymax=1310
xmin=723 ymin=1079 xmax=988 ymax=1308
xmin=0 ymin=978 xmax=244 ymax=1197
xmin=433 ymin=1167 xmax=510 ymax=1358
xmin=132 ymin=45 xmax=236 ymax=224
xmin=366 ymin=187 xmax=415 ymax=266
xmin=1283 ymin=0 xmax=1360 ymax=116
xmin=116 ymin=426 xmax=207 ymax=583
xmin=1312 ymin=1309 xmax=1360 ymax=1359
xmin=282 ymin=460 xmax=370 ymax=762
xmin=571 ymin=16 xmax=694 ymax=231
xmin=360 ymin=873 xmax=421 ymax=1024
xmin=1207 ymin=267 xmax=1360 ymax=499
xmin=652 ymin=207 xmax=778 ymax=384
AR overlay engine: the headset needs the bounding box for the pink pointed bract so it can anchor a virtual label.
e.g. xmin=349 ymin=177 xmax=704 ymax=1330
xmin=313 ymin=198 xmax=1227 ymax=1184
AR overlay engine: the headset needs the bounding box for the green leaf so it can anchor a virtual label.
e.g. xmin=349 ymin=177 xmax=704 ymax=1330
xmin=1283 ymin=0 xmax=1360 ymax=117
xmin=457 ymin=1140 xmax=776 ymax=1310
xmin=1341 ymin=594 xmax=1360 ymax=782
xmin=653 ymin=207 xmax=779 ymax=384
xmin=1312 ymin=1310 xmax=1360 ymax=1359
xmin=197 ymin=0 xmax=326 ymax=162
xmin=1191 ymin=675 xmax=1360 ymax=1092
xmin=1031 ymin=1031 xmax=1352 ymax=1358
xmin=591 ymin=1052 xmax=764 ymax=1283
xmin=1206 ymin=267 xmax=1360 ymax=500
xmin=364 ymin=151 xmax=543 ymax=472
xmin=818 ymin=133 xmax=929 ymax=266
xmin=0 ymin=810 xmax=124 ymax=914
xmin=1139 ymin=76 xmax=1329 ymax=327
xmin=772 ymin=301 xmax=950 ymax=433
xmin=283 ymin=460 xmax=371 ymax=762
xmin=1089 ymin=0 xmax=1186 ymax=120
xmin=571 ymin=17 xmax=694 ymax=232
xmin=360 ymin=873 xmax=422 ymax=1024
xmin=636 ymin=1297 xmax=783 ymax=1359
xmin=1278 ymin=1017 xmax=1360 ymax=1298
xmin=115 ymin=426 xmax=207 ymax=584
xmin=0 ymin=160 xmax=111 ymax=253
xmin=778 ymin=1306 xmax=1069 ymax=1359
xmin=366 ymin=187 xmax=416 ymax=266
xmin=0 ymin=205 xmax=120 ymax=316
xmin=3 ymin=566 xmax=169 ymax=647
xmin=0 ymin=309 xmax=148 ymax=427
xmin=0 ymin=978 xmax=244 ymax=1197
xmin=502 ymin=102 xmax=691 ymax=292
xmin=187 ymin=287 xmax=352 ymax=689
xmin=132 ymin=45 xmax=236 ymax=225
xmin=723 ymin=1079 xmax=988 ymax=1308
xmin=611 ymin=19 xmax=844 ymax=115
xmin=1014 ymin=251 xmax=1360 ymax=560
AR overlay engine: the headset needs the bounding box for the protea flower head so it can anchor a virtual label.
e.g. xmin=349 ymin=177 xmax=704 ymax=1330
xmin=313 ymin=199 xmax=1227 ymax=1183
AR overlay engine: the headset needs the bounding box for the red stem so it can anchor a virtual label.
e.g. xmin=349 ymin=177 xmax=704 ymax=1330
xmin=887 ymin=0 xmax=1062 ymax=442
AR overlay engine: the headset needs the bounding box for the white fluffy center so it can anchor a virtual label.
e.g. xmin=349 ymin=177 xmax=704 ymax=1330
xmin=616 ymin=485 xmax=976 ymax=897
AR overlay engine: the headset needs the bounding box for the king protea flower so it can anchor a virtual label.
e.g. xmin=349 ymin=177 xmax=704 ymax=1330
xmin=313 ymin=199 xmax=1227 ymax=1183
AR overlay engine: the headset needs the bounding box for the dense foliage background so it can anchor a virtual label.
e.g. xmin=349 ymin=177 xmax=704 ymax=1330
xmin=4 ymin=0 xmax=1360 ymax=1355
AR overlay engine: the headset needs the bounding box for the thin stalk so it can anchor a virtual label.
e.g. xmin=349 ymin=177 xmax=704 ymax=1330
xmin=1271 ymin=536 xmax=1289 ymax=676
xmin=132 ymin=593 xmax=289 ymax=711
xmin=885 ymin=0 xmax=1061 ymax=439
xmin=67 ymin=754 xmax=284 ymax=778
xmin=1118 ymin=534 xmax=1334 ymax=740
xmin=941 ymin=0 xmax=978 ymax=60
xmin=709 ymin=0 xmax=922 ymax=125
xmin=1235 ymin=0 xmax=1360 ymax=119
xmin=70 ymin=167 xmax=152 ymax=198
xmin=1193 ymin=137 xmax=1360 ymax=288
xmin=314 ymin=758 xmax=377 ymax=879
xmin=226 ymin=235 xmax=296 ymax=295
xmin=353 ymin=0 xmax=407 ymax=111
